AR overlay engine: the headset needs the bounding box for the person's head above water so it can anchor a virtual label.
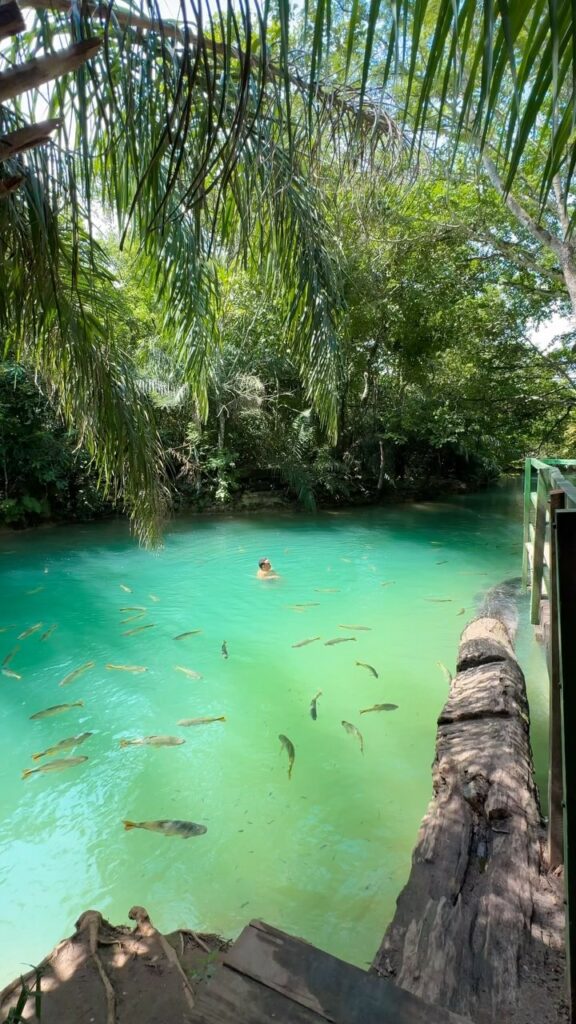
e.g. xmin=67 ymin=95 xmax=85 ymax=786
xmin=258 ymin=558 xmax=271 ymax=570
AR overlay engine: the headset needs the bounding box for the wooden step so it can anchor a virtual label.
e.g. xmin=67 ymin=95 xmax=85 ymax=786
xmin=188 ymin=919 xmax=471 ymax=1024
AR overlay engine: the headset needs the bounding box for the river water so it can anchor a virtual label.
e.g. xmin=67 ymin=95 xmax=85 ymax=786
xmin=0 ymin=482 xmax=548 ymax=984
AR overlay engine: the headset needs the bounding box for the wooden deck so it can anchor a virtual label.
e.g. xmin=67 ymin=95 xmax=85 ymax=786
xmin=189 ymin=919 xmax=471 ymax=1023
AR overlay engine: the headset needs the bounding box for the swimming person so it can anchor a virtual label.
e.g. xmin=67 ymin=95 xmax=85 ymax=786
xmin=257 ymin=557 xmax=280 ymax=580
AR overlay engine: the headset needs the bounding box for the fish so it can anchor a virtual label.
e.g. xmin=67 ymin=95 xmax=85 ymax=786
xmin=22 ymin=756 xmax=88 ymax=779
xmin=221 ymin=641 xmax=228 ymax=659
xmin=2 ymin=668 xmax=22 ymax=679
xmin=17 ymin=623 xmax=43 ymax=640
xmin=424 ymin=598 xmax=453 ymax=603
xmin=2 ymin=645 xmax=19 ymax=667
xmin=291 ymin=637 xmax=321 ymax=648
xmin=29 ymin=701 xmax=84 ymax=720
xmin=360 ymin=704 xmax=398 ymax=713
xmin=121 ymin=612 xmax=147 ymax=623
xmin=123 ymin=819 xmax=206 ymax=838
xmin=338 ymin=624 xmax=371 ymax=631
xmin=119 ymin=735 xmax=186 ymax=748
xmin=437 ymin=661 xmax=453 ymax=684
xmin=173 ymin=630 xmax=202 ymax=640
xmin=122 ymin=624 xmax=155 ymax=637
xmin=26 ymin=586 xmax=44 ymax=595
xmin=120 ymin=584 xmax=132 ymax=593
xmin=310 ymin=690 xmax=322 ymax=720
xmin=324 ymin=637 xmax=356 ymax=645
xmin=106 ymin=664 xmax=148 ymax=673
xmin=342 ymin=720 xmax=364 ymax=754
xmin=149 ymin=594 xmax=160 ymax=602
xmin=456 ymin=607 xmax=465 ymax=616
xmin=41 ymin=624 xmax=58 ymax=641
xmin=0 ymin=626 xmax=14 ymax=633
xmin=32 ymin=732 xmax=93 ymax=760
xmin=175 ymin=666 xmax=203 ymax=680
xmin=279 ymin=734 xmax=295 ymax=779
xmin=177 ymin=716 xmax=226 ymax=726
xmin=59 ymin=661 xmax=96 ymax=686
xmin=291 ymin=602 xmax=320 ymax=608
xmin=380 ymin=580 xmax=396 ymax=587
xmin=120 ymin=606 xmax=146 ymax=612
xmin=436 ymin=560 xmax=448 ymax=565
xmin=314 ymin=588 xmax=340 ymax=593
xmin=356 ymin=661 xmax=378 ymax=678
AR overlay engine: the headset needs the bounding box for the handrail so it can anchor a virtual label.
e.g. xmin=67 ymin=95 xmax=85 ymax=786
xmin=523 ymin=456 xmax=576 ymax=1023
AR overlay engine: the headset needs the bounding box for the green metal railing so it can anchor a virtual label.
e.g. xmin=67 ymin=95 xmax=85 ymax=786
xmin=523 ymin=457 xmax=576 ymax=1024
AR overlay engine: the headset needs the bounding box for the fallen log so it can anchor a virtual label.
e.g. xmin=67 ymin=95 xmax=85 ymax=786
xmin=371 ymin=616 xmax=551 ymax=1023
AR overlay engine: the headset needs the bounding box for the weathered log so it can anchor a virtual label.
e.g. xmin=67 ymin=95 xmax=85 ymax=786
xmin=372 ymin=616 xmax=546 ymax=1024
xmin=0 ymin=118 xmax=61 ymax=162
xmin=0 ymin=0 xmax=25 ymax=41
xmin=0 ymin=38 xmax=102 ymax=102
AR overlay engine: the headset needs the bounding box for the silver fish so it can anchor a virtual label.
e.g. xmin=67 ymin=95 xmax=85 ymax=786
xmin=325 ymin=637 xmax=356 ymax=646
xmin=175 ymin=666 xmax=203 ymax=679
xmin=32 ymin=732 xmax=93 ymax=760
xmin=59 ymin=661 xmax=95 ymax=686
xmin=279 ymin=734 xmax=295 ymax=779
xmin=106 ymin=664 xmax=147 ymax=673
xmin=310 ymin=690 xmax=322 ymax=721
xmin=22 ymin=756 xmax=88 ymax=779
xmin=29 ymin=701 xmax=84 ymax=720
xmin=17 ymin=623 xmax=43 ymax=640
xmin=221 ymin=641 xmax=228 ymax=659
xmin=437 ymin=661 xmax=453 ymax=684
xmin=292 ymin=637 xmax=321 ymax=648
xmin=342 ymin=720 xmax=364 ymax=754
xmin=41 ymin=624 xmax=58 ymax=641
xmin=177 ymin=716 xmax=226 ymax=726
xmin=122 ymin=624 xmax=155 ymax=637
xmin=338 ymin=624 xmax=371 ymax=631
xmin=174 ymin=630 xmax=202 ymax=640
xmin=360 ymin=704 xmax=398 ymax=714
xmin=120 ymin=736 xmax=185 ymax=748
xmin=356 ymin=660 xmax=378 ymax=678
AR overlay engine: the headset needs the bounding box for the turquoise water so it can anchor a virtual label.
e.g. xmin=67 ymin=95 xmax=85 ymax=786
xmin=0 ymin=484 xmax=548 ymax=984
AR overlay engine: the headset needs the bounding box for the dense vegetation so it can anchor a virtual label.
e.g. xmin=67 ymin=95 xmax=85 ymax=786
xmin=1 ymin=1 xmax=575 ymax=533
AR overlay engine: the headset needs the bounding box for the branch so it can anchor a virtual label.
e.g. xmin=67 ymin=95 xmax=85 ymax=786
xmin=482 ymin=155 xmax=572 ymax=262
xmin=552 ymin=174 xmax=571 ymax=241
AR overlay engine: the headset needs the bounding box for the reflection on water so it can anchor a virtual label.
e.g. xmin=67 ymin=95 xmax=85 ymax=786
xmin=0 ymin=479 xmax=547 ymax=983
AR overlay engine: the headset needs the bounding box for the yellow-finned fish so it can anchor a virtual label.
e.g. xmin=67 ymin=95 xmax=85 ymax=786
xmin=174 ymin=630 xmax=202 ymax=640
xmin=177 ymin=716 xmax=226 ymax=727
xmin=325 ymin=637 xmax=356 ymax=646
xmin=338 ymin=624 xmax=371 ymax=631
xmin=121 ymin=612 xmax=147 ymax=624
xmin=279 ymin=734 xmax=295 ymax=779
xmin=2 ymin=668 xmax=22 ymax=679
xmin=123 ymin=819 xmax=206 ymax=838
xmin=310 ymin=690 xmax=322 ymax=720
xmin=360 ymin=704 xmax=398 ymax=714
xmin=175 ymin=666 xmax=203 ymax=680
xmin=22 ymin=756 xmax=88 ymax=779
xmin=120 ymin=606 xmax=146 ymax=612
xmin=41 ymin=624 xmax=58 ymax=641
xmin=291 ymin=637 xmax=321 ymax=648
xmin=290 ymin=603 xmax=320 ymax=609
xmin=342 ymin=720 xmax=364 ymax=754
xmin=30 ymin=701 xmax=84 ymax=720
xmin=314 ymin=588 xmax=340 ymax=593
xmin=120 ymin=584 xmax=132 ymax=593
xmin=356 ymin=660 xmax=378 ymax=678
xmin=18 ymin=623 xmax=43 ymax=640
xmin=119 ymin=735 xmax=185 ymax=748
xmin=59 ymin=661 xmax=95 ymax=687
xmin=122 ymin=624 xmax=155 ymax=637
xmin=437 ymin=661 xmax=453 ymax=684
xmin=32 ymin=732 xmax=93 ymax=760
xmin=2 ymin=645 xmax=19 ymax=667
xmin=106 ymin=664 xmax=147 ymax=673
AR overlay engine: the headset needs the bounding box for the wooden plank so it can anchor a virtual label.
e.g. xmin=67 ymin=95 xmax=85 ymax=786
xmin=0 ymin=38 xmax=102 ymax=102
xmin=548 ymin=489 xmax=565 ymax=870
xmin=0 ymin=118 xmax=60 ymax=162
xmin=0 ymin=174 xmax=23 ymax=198
xmin=189 ymin=964 xmax=328 ymax=1024
xmin=225 ymin=921 xmax=470 ymax=1024
xmin=0 ymin=0 xmax=25 ymax=40
xmin=555 ymin=509 xmax=576 ymax=1023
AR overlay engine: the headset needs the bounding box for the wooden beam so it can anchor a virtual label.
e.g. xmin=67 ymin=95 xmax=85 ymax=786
xmin=0 ymin=1 xmax=26 ymax=41
xmin=0 ymin=174 xmax=24 ymax=198
xmin=0 ymin=38 xmax=102 ymax=103
xmin=0 ymin=118 xmax=61 ymax=162
xmin=548 ymin=489 xmax=566 ymax=870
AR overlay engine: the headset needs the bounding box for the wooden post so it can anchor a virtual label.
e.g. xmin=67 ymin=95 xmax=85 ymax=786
xmin=530 ymin=468 xmax=548 ymax=624
xmin=554 ymin=509 xmax=576 ymax=1024
xmin=0 ymin=38 xmax=102 ymax=103
xmin=548 ymin=490 xmax=566 ymax=870
xmin=522 ymin=458 xmax=533 ymax=588
xmin=0 ymin=119 xmax=61 ymax=162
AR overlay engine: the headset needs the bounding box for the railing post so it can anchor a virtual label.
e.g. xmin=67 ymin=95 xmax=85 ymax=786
xmin=522 ymin=457 xmax=533 ymax=588
xmin=554 ymin=509 xmax=576 ymax=1023
xmin=548 ymin=490 xmax=566 ymax=870
xmin=530 ymin=470 xmax=549 ymax=624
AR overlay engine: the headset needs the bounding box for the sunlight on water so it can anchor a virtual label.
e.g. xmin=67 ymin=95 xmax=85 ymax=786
xmin=0 ymin=483 xmax=548 ymax=983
